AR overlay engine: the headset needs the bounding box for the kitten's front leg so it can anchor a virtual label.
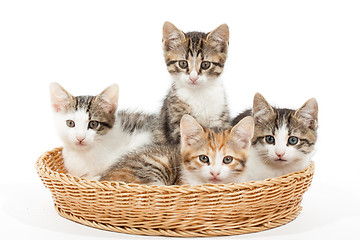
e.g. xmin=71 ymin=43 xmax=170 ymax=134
xmin=209 ymin=111 xmax=231 ymax=128
xmin=211 ymin=118 xmax=231 ymax=128
xmin=166 ymin=100 xmax=192 ymax=144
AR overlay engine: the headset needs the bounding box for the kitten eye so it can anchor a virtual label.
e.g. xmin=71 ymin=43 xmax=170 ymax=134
xmin=288 ymin=136 xmax=299 ymax=145
xmin=66 ymin=120 xmax=75 ymax=128
xmin=198 ymin=155 xmax=210 ymax=163
xmin=178 ymin=60 xmax=188 ymax=69
xmin=223 ymin=156 xmax=233 ymax=164
xmin=200 ymin=61 xmax=211 ymax=70
xmin=265 ymin=135 xmax=275 ymax=144
xmin=88 ymin=120 xmax=99 ymax=129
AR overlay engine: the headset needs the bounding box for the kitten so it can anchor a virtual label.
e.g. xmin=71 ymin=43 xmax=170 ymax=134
xmin=50 ymin=83 xmax=156 ymax=180
xmin=180 ymin=114 xmax=254 ymax=185
xmin=101 ymin=115 xmax=254 ymax=186
xmin=232 ymin=93 xmax=318 ymax=181
xmin=154 ymin=22 xmax=231 ymax=144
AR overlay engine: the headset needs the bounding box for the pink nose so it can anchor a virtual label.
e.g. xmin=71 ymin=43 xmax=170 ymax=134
xmin=210 ymin=172 xmax=220 ymax=177
xmin=77 ymin=137 xmax=85 ymax=143
xmin=189 ymin=75 xmax=199 ymax=83
xmin=276 ymin=152 xmax=285 ymax=159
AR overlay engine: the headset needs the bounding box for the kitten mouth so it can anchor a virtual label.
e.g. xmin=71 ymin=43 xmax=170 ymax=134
xmin=187 ymin=81 xmax=199 ymax=86
xmin=76 ymin=142 xmax=87 ymax=147
xmin=209 ymin=178 xmax=222 ymax=183
xmin=275 ymin=158 xmax=287 ymax=162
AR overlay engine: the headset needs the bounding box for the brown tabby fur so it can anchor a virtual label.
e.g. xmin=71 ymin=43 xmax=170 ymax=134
xmin=154 ymin=22 xmax=231 ymax=145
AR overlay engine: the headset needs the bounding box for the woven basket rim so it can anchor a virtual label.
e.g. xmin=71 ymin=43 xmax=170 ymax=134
xmin=35 ymin=147 xmax=315 ymax=237
xmin=36 ymin=147 xmax=315 ymax=192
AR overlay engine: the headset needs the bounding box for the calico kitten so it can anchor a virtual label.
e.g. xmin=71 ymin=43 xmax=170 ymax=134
xmin=180 ymin=114 xmax=254 ymax=185
xmin=50 ymin=83 xmax=156 ymax=180
xmin=101 ymin=115 xmax=254 ymax=186
xmin=154 ymin=22 xmax=231 ymax=144
xmin=232 ymin=93 xmax=318 ymax=181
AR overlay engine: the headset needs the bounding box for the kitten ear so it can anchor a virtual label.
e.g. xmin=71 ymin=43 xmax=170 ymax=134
xmin=96 ymin=84 xmax=119 ymax=114
xmin=180 ymin=114 xmax=205 ymax=147
xmin=252 ymin=93 xmax=274 ymax=124
xmin=49 ymin=82 xmax=73 ymax=112
xmin=163 ymin=22 xmax=186 ymax=50
xmin=294 ymin=98 xmax=318 ymax=130
xmin=207 ymin=24 xmax=229 ymax=43
xmin=229 ymin=116 xmax=254 ymax=149
xmin=206 ymin=24 xmax=229 ymax=52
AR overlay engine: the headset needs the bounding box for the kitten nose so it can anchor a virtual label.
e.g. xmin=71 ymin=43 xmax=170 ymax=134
xmin=77 ymin=137 xmax=85 ymax=143
xmin=189 ymin=72 xmax=199 ymax=83
xmin=210 ymin=171 xmax=220 ymax=177
xmin=276 ymin=152 xmax=285 ymax=159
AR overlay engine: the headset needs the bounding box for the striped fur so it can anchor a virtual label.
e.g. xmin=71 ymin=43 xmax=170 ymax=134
xmin=163 ymin=28 xmax=228 ymax=78
xmin=118 ymin=110 xmax=158 ymax=134
xmin=232 ymin=93 xmax=318 ymax=181
xmin=154 ymin=22 xmax=231 ymax=145
xmin=100 ymin=144 xmax=181 ymax=185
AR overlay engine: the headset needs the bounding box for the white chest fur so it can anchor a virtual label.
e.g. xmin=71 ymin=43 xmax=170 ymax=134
xmin=175 ymin=81 xmax=227 ymax=128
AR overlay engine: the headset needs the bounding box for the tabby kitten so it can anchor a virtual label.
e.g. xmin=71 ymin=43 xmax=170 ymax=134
xmin=50 ymin=83 xmax=156 ymax=180
xmin=232 ymin=93 xmax=318 ymax=181
xmin=154 ymin=22 xmax=231 ymax=144
xmin=101 ymin=115 xmax=254 ymax=186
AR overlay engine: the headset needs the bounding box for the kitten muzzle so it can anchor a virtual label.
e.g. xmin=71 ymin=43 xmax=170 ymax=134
xmin=189 ymin=71 xmax=199 ymax=84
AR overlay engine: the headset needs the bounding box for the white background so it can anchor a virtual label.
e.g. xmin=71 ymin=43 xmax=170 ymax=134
xmin=1 ymin=0 xmax=359 ymax=239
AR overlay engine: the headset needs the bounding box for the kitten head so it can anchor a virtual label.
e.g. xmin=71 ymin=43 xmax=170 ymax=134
xmin=162 ymin=22 xmax=229 ymax=87
xmin=251 ymin=93 xmax=318 ymax=167
xmin=180 ymin=114 xmax=254 ymax=185
xmin=50 ymin=83 xmax=119 ymax=150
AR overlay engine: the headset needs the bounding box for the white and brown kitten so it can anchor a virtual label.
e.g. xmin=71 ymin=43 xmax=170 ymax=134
xmin=180 ymin=114 xmax=254 ymax=185
xmin=154 ymin=22 xmax=231 ymax=144
xmin=101 ymin=115 xmax=254 ymax=185
xmin=50 ymin=83 xmax=156 ymax=180
xmin=232 ymin=93 xmax=318 ymax=181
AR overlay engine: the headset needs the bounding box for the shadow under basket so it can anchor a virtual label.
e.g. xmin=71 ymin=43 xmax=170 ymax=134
xmin=35 ymin=147 xmax=315 ymax=237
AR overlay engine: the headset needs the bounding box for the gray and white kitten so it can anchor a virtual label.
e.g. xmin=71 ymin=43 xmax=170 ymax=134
xmin=50 ymin=83 xmax=156 ymax=180
xmin=232 ymin=93 xmax=318 ymax=181
xmin=154 ymin=22 xmax=231 ymax=144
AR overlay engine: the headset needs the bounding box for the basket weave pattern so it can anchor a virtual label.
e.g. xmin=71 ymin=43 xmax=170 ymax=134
xmin=36 ymin=147 xmax=314 ymax=237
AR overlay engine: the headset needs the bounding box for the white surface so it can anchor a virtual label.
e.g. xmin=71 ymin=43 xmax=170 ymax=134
xmin=1 ymin=0 xmax=360 ymax=239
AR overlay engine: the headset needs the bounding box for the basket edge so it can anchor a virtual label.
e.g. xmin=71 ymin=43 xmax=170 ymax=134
xmin=35 ymin=147 xmax=315 ymax=192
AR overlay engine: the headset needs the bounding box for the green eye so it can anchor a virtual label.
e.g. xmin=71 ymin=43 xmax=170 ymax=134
xmin=223 ymin=156 xmax=233 ymax=164
xmin=199 ymin=155 xmax=210 ymax=163
xmin=66 ymin=120 xmax=75 ymax=128
xmin=178 ymin=60 xmax=188 ymax=69
xmin=288 ymin=136 xmax=299 ymax=145
xmin=201 ymin=61 xmax=211 ymax=70
xmin=265 ymin=135 xmax=275 ymax=144
xmin=88 ymin=120 xmax=99 ymax=129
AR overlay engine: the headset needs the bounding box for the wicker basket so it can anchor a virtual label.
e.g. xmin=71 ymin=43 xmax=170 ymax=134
xmin=35 ymin=147 xmax=314 ymax=237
